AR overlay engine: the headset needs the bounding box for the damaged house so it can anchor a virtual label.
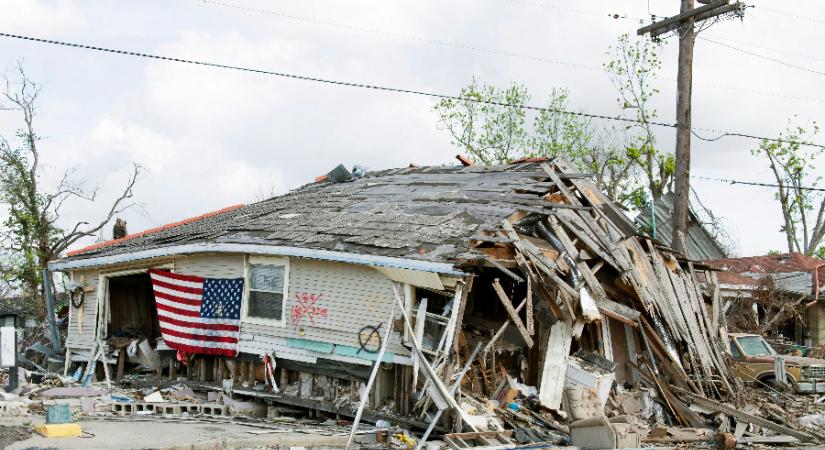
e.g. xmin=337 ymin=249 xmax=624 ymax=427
xmin=47 ymin=157 xmax=739 ymax=441
xmin=704 ymin=253 xmax=825 ymax=348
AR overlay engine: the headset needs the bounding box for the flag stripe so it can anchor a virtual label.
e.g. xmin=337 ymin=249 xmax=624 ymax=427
xmin=153 ymin=285 xmax=202 ymax=301
xmin=162 ymin=341 xmax=236 ymax=357
xmin=155 ymin=298 xmax=201 ymax=316
xmin=149 ymin=269 xmax=204 ymax=284
xmin=154 ymin=291 xmax=202 ymax=307
xmin=159 ymin=327 xmax=238 ymax=343
xmin=156 ymin=308 xmax=240 ymax=326
xmin=158 ymin=314 xmax=241 ymax=332
xmin=151 ymin=278 xmax=203 ymax=295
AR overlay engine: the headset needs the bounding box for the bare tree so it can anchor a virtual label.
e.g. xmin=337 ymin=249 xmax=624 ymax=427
xmin=604 ymin=34 xmax=674 ymax=203
xmin=752 ymin=117 xmax=824 ymax=256
xmin=0 ymin=63 xmax=140 ymax=314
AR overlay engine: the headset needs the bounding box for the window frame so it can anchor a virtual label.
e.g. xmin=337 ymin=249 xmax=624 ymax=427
xmin=242 ymin=255 xmax=290 ymax=327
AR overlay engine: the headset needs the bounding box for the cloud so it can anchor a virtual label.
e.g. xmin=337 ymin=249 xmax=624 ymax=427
xmin=0 ymin=0 xmax=87 ymax=34
xmin=1 ymin=0 xmax=823 ymax=256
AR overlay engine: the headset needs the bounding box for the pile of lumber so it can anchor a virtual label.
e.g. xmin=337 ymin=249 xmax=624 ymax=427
xmin=463 ymin=158 xmax=734 ymax=421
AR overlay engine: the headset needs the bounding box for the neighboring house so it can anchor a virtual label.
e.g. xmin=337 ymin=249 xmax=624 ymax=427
xmin=704 ymin=253 xmax=825 ymax=347
xmin=635 ymin=191 xmax=728 ymax=261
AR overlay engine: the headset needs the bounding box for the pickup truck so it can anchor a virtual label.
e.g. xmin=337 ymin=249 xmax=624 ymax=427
xmin=729 ymin=333 xmax=825 ymax=394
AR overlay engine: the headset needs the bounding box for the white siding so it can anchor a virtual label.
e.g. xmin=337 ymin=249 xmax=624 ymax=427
xmin=63 ymin=253 xmax=410 ymax=359
xmin=241 ymin=258 xmax=409 ymax=356
xmin=174 ymin=254 xmax=244 ymax=278
xmin=65 ymin=269 xmax=99 ymax=351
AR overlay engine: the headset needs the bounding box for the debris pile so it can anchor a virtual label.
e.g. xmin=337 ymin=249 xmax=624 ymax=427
xmin=392 ymin=160 xmax=823 ymax=447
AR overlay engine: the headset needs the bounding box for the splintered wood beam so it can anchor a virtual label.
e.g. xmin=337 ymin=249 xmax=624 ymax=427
xmin=541 ymin=163 xmax=582 ymax=207
xmin=535 ymin=280 xmax=566 ymax=321
xmin=538 ymin=319 xmax=572 ymax=410
xmin=486 ymin=258 xmax=525 ymax=283
xmin=482 ymin=298 xmax=526 ymax=355
xmin=492 ymin=278 xmax=534 ymax=348
xmin=526 ymin=275 xmax=534 ymax=335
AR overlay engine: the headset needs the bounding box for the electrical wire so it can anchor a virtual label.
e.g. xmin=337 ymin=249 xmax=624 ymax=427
xmin=692 ymin=175 xmax=825 ymax=192
xmin=501 ymin=0 xmax=642 ymax=20
xmin=196 ymin=0 xmax=603 ymax=73
xmin=698 ymin=36 xmax=825 ymax=77
xmin=194 ymin=0 xmax=825 ymax=105
xmin=704 ymin=34 xmax=825 ymax=64
xmin=758 ymin=6 xmax=825 ymax=26
xmin=1 ymin=30 xmax=824 ymax=151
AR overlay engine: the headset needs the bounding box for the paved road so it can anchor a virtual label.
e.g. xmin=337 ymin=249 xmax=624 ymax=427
xmin=1 ymin=417 xmax=349 ymax=449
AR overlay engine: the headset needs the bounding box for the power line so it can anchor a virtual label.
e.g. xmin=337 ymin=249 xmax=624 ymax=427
xmin=1 ymin=30 xmax=824 ymax=151
xmin=194 ymin=0 xmax=825 ymax=105
xmin=698 ymin=36 xmax=825 ymax=77
xmin=196 ymin=0 xmax=603 ymax=73
xmin=704 ymin=34 xmax=825 ymax=64
xmin=758 ymin=6 xmax=825 ymax=26
xmin=501 ymin=0 xmax=642 ymax=20
xmin=693 ymin=175 xmax=825 ymax=192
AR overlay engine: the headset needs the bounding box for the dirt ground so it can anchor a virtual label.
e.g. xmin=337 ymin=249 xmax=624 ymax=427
xmin=0 ymin=425 xmax=33 ymax=449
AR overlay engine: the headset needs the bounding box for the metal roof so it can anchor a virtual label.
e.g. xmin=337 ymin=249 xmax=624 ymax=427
xmin=635 ymin=191 xmax=727 ymax=261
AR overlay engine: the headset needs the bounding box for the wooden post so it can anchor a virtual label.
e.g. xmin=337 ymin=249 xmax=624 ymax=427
xmin=672 ymin=0 xmax=695 ymax=256
xmin=116 ymin=350 xmax=126 ymax=381
xmin=637 ymin=0 xmax=747 ymax=255
xmin=198 ymin=358 xmax=207 ymax=382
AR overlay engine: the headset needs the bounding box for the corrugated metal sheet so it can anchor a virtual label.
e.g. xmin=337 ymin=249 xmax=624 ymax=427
xmin=765 ymin=271 xmax=818 ymax=297
xmin=635 ymin=192 xmax=727 ymax=261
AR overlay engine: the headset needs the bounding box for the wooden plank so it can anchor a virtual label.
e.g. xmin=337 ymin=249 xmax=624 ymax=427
xmin=674 ymin=387 xmax=819 ymax=443
xmin=492 ymin=279 xmax=534 ymax=348
xmin=541 ymin=163 xmax=582 ymax=206
xmin=483 ymin=298 xmax=527 ymax=355
xmin=555 ymin=209 xmax=618 ymax=269
xmin=486 ymin=258 xmax=524 ymax=283
xmin=526 ymin=275 xmax=534 ymax=335
xmin=650 ymin=366 xmax=707 ymax=428
xmin=538 ymin=319 xmax=572 ymax=410
xmin=551 ymin=158 xmax=637 ymax=236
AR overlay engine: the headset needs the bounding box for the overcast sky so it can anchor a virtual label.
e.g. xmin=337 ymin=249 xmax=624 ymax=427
xmin=0 ymin=0 xmax=822 ymax=257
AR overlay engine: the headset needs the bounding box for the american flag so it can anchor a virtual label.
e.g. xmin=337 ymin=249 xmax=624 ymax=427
xmin=149 ymin=269 xmax=244 ymax=357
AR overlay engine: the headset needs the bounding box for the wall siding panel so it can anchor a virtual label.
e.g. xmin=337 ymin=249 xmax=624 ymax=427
xmin=63 ymin=254 xmax=410 ymax=359
xmin=174 ymin=254 xmax=244 ymax=279
xmin=65 ymin=269 xmax=99 ymax=351
xmin=245 ymin=258 xmax=408 ymax=356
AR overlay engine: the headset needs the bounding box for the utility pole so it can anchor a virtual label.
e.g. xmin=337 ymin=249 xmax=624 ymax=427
xmin=638 ymin=0 xmax=745 ymax=256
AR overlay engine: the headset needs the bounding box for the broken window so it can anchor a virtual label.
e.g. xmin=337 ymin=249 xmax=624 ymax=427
xmin=246 ymin=258 xmax=288 ymax=322
xmin=414 ymin=287 xmax=453 ymax=355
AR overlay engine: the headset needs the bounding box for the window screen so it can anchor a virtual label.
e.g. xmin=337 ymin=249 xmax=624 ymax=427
xmin=248 ymin=264 xmax=285 ymax=321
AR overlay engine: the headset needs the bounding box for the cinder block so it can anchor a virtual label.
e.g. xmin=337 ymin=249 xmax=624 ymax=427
xmin=202 ymin=404 xmax=229 ymax=416
xmin=134 ymin=403 xmax=156 ymax=413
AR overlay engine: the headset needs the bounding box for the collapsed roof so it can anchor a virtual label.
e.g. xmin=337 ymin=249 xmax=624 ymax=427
xmin=59 ymin=160 xmax=634 ymax=266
